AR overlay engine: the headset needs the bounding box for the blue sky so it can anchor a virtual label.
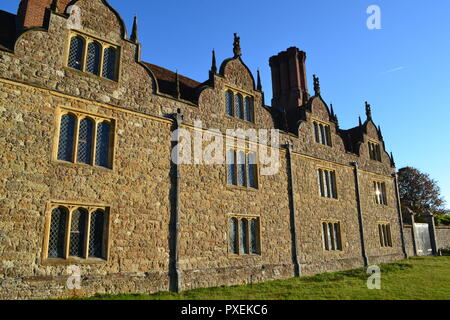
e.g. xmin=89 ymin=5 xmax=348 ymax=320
xmin=3 ymin=0 xmax=450 ymax=208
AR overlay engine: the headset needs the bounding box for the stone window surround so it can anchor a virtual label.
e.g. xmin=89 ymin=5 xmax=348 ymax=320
xmin=368 ymin=139 xmax=382 ymax=162
xmin=52 ymin=106 xmax=116 ymax=170
xmin=65 ymin=30 xmax=121 ymax=82
xmin=378 ymin=222 xmax=393 ymax=248
xmin=224 ymin=86 xmax=255 ymax=123
xmin=228 ymin=214 xmax=262 ymax=257
xmin=321 ymin=220 xmax=343 ymax=252
xmin=226 ymin=148 xmax=259 ymax=190
xmin=41 ymin=201 xmax=111 ymax=265
xmin=317 ymin=166 xmax=338 ymax=200
xmin=312 ymin=118 xmax=332 ymax=147
xmin=373 ymin=180 xmax=388 ymax=206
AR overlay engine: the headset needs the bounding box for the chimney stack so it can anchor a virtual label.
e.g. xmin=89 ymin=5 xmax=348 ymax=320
xmin=269 ymin=47 xmax=309 ymax=111
xmin=17 ymin=0 xmax=72 ymax=29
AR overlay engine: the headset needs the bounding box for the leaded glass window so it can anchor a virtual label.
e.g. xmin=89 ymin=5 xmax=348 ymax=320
xmin=226 ymin=90 xmax=234 ymax=116
xmin=102 ymin=47 xmax=117 ymax=80
xmin=69 ymin=208 xmax=87 ymax=258
xmin=68 ymin=36 xmax=84 ymax=70
xmin=95 ymin=121 xmax=110 ymax=168
xmin=318 ymin=169 xmax=337 ymax=199
xmin=229 ymin=218 xmax=238 ymax=254
xmin=250 ymin=219 xmax=260 ymax=254
xmin=234 ymin=94 xmax=244 ymax=120
xmin=244 ymin=97 xmax=253 ymax=122
xmin=86 ymin=42 xmax=101 ymax=75
xmin=240 ymin=219 xmax=249 ymax=254
xmin=57 ymin=113 xmax=76 ymax=162
xmin=322 ymin=222 xmax=342 ymax=251
xmin=48 ymin=207 xmax=67 ymax=258
xmin=227 ymin=149 xmax=236 ymax=185
xmin=247 ymin=152 xmax=257 ymax=189
xmin=77 ymin=118 xmax=94 ymax=164
xmin=237 ymin=151 xmax=246 ymax=187
xmin=89 ymin=210 xmax=105 ymax=258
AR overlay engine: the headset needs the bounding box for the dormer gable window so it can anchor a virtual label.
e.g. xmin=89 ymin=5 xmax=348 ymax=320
xmin=313 ymin=120 xmax=332 ymax=147
xmin=225 ymin=88 xmax=254 ymax=123
xmin=369 ymin=141 xmax=382 ymax=162
xmin=67 ymin=32 xmax=119 ymax=81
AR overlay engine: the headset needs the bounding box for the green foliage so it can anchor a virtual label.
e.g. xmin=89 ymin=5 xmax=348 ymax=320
xmin=436 ymin=215 xmax=450 ymax=226
xmin=398 ymin=167 xmax=448 ymax=216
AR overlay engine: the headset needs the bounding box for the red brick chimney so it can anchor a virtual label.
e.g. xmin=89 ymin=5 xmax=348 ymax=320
xmin=269 ymin=47 xmax=309 ymax=111
xmin=17 ymin=0 xmax=72 ymax=29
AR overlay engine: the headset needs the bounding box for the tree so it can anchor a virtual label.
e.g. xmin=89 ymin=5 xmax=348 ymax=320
xmin=398 ymin=167 xmax=448 ymax=220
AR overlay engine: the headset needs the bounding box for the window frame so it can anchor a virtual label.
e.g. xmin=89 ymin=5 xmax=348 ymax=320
xmin=321 ymin=220 xmax=343 ymax=252
xmin=378 ymin=222 xmax=393 ymax=248
xmin=224 ymin=87 xmax=255 ymax=123
xmin=53 ymin=107 xmax=116 ymax=170
xmin=368 ymin=140 xmax=382 ymax=162
xmin=317 ymin=167 xmax=338 ymax=199
xmin=373 ymin=180 xmax=388 ymax=206
xmin=228 ymin=215 xmax=261 ymax=257
xmin=66 ymin=31 xmax=121 ymax=82
xmin=226 ymin=148 xmax=259 ymax=190
xmin=42 ymin=202 xmax=111 ymax=265
xmin=312 ymin=119 xmax=332 ymax=147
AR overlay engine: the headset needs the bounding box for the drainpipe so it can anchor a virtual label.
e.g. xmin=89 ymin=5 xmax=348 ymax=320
xmin=169 ymin=109 xmax=183 ymax=292
xmin=285 ymin=142 xmax=301 ymax=276
xmin=425 ymin=212 xmax=438 ymax=255
xmin=393 ymin=173 xmax=408 ymax=259
xmin=351 ymin=162 xmax=369 ymax=266
xmin=407 ymin=209 xmax=418 ymax=256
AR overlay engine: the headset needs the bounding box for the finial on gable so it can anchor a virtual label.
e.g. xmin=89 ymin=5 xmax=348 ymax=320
xmin=130 ymin=16 xmax=139 ymax=43
xmin=359 ymin=116 xmax=363 ymax=127
xmin=390 ymin=152 xmax=396 ymax=167
xmin=313 ymin=74 xmax=320 ymax=96
xmin=365 ymin=101 xmax=372 ymax=120
xmin=175 ymin=71 xmax=180 ymax=100
xmin=378 ymin=125 xmax=383 ymax=139
xmin=233 ymin=33 xmax=242 ymax=58
xmin=330 ymin=103 xmax=338 ymax=123
xmin=211 ymin=49 xmax=217 ymax=74
xmin=50 ymin=0 xmax=59 ymax=13
xmin=257 ymin=69 xmax=262 ymax=91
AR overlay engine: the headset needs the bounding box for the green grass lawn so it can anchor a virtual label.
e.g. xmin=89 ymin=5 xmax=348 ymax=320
xmin=86 ymin=257 xmax=450 ymax=300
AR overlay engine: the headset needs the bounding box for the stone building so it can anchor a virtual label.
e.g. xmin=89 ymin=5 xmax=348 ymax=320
xmin=0 ymin=0 xmax=407 ymax=299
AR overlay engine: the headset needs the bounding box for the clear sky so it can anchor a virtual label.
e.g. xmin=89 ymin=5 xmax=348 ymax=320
xmin=3 ymin=0 xmax=450 ymax=208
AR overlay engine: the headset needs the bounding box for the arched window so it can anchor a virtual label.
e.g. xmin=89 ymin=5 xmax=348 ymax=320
xmin=250 ymin=219 xmax=260 ymax=254
xmin=69 ymin=208 xmax=87 ymax=258
xmin=247 ymin=152 xmax=257 ymax=188
xmin=48 ymin=207 xmax=68 ymax=258
xmin=95 ymin=121 xmax=111 ymax=168
xmin=229 ymin=218 xmax=238 ymax=254
xmin=227 ymin=149 xmax=236 ymax=185
xmin=77 ymin=117 xmax=94 ymax=164
xmin=226 ymin=90 xmax=234 ymax=116
xmin=86 ymin=41 xmax=101 ymax=75
xmin=240 ymin=219 xmax=249 ymax=254
xmin=57 ymin=113 xmax=76 ymax=162
xmin=237 ymin=151 xmax=246 ymax=187
xmin=68 ymin=36 xmax=85 ymax=70
xmin=234 ymin=94 xmax=244 ymax=120
xmin=89 ymin=209 xmax=105 ymax=258
xmin=102 ymin=47 xmax=117 ymax=80
xmin=244 ymin=97 xmax=253 ymax=122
